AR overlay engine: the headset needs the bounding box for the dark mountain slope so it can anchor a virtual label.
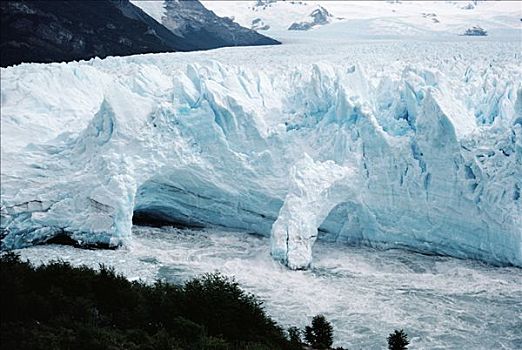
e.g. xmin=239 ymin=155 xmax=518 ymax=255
xmin=0 ymin=0 xmax=280 ymax=68
xmin=0 ymin=0 xmax=193 ymax=67
xmin=161 ymin=0 xmax=280 ymax=50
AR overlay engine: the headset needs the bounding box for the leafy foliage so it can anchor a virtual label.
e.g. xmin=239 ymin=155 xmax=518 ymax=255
xmin=0 ymin=252 xmax=295 ymax=350
xmin=387 ymin=329 xmax=410 ymax=350
xmin=304 ymin=314 xmax=334 ymax=349
xmin=287 ymin=326 xmax=302 ymax=349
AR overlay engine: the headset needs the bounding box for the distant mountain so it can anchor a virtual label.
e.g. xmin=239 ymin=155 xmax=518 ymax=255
xmin=132 ymin=0 xmax=280 ymax=50
xmin=288 ymin=6 xmax=334 ymax=31
xmin=203 ymin=0 xmax=521 ymax=39
xmin=0 ymin=0 xmax=280 ymax=67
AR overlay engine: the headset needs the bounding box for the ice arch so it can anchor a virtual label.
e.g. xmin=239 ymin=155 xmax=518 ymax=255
xmin=270 ymin=154 xmax=358 ymax=270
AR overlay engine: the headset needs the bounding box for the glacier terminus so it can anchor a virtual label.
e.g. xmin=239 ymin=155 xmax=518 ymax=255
xmin=1 ymin=39 xmax=521 ymax=270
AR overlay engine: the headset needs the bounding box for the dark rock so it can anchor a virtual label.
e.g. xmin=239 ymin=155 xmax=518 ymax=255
xmin=251 ymin=17 xmax=270 ymax=31
xmin=161 ymin=0 xmax=280 ymax=50
xmin=288 ymin=5 xmax=333 ymax=31
xmin=463 ymin=25 xmax=488 ymax=36
xmin=1 ymin=0 xmax=280 ymax=67
xmin=0 ymin=0 xmax=191 ymax=67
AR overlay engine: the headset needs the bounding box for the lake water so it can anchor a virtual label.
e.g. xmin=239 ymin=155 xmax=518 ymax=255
xmin=17 ymin=226 xmax=522 ymax=349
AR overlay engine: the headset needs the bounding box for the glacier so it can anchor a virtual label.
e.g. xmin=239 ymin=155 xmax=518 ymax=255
xmin=1 ymin=40 xmax=521 ymax=269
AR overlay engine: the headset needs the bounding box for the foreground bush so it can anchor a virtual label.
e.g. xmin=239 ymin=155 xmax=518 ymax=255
xmin=304 ymin=315 xmax=334 ymax=350
xmin=387 ymin=329 xmax=409 ymax=350
xmin=0 ymin=252 xmax=294 ymax=350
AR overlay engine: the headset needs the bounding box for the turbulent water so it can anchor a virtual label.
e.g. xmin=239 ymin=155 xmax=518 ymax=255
xmin=16 ymin=226 xmax=522 ymax=349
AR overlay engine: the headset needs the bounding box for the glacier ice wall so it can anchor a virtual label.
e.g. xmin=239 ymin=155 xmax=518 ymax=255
xmin=1 ymin=42 xmax=521 ymax=268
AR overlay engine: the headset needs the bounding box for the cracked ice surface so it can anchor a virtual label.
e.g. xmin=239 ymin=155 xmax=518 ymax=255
xmin=1 ymin=40 xmax=521 ymax=268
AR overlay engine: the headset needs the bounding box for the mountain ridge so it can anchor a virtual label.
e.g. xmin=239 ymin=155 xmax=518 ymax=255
xmin=0 ymin=0 xmax=279 ymax=67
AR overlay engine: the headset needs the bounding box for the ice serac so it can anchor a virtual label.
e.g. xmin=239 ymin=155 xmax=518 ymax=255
xmin=1 ymin=42 xmax=521 ymax=268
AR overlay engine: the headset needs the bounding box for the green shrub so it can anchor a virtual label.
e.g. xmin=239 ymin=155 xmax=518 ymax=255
xmin=0 ymin=252 xmax=295 ymax=350
xmin=304 ymin=314 xmax=334 ymax=349
xmin=287 ymin=326 xmax=303 ymax=350
xmin=387 ymin=329 xmax=409 ymax=350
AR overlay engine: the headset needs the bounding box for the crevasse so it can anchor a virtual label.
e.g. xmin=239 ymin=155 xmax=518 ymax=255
xmin=1 ymin=44 xmax=521 ymax=269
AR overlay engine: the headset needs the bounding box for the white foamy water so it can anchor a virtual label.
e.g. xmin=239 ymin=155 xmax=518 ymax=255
xmin=16 ymin=226 xmax=522 ymax=349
